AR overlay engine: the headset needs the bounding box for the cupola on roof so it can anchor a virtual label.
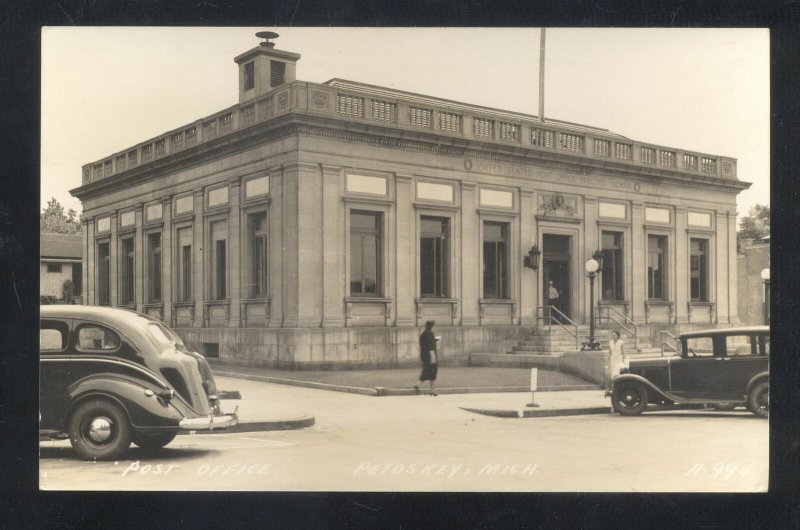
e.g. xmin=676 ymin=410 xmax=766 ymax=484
xmin=233 ymin=31 xmax=301 ymax=104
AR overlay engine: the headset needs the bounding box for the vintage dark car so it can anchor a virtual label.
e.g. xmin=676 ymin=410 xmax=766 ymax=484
xmin=608 ymin=326 xmax=769 ymax=418
xmin=40 ymin=305 xmax=238 ymax=460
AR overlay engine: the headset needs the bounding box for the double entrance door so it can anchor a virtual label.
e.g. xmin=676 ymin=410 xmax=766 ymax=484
xmin=542 ymin=234 xmax=571 ymax=321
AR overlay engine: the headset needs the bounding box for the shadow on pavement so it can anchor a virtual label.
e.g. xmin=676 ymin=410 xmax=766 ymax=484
xmin=39 ymin=445 xmax=214 ymax=461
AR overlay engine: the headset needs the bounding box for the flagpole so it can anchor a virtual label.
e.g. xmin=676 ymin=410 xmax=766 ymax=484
xmin=539 ymin=28 xmax=546 ymax=122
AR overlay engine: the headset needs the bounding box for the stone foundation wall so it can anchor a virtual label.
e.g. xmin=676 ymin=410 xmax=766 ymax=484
xmin=175 ymin=325 xmax=526 ymax=370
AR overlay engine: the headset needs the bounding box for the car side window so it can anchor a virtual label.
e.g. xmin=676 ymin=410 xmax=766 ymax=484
xmin=40 ymin=320 xmax=69 ymax=352
xmin=76 ymin=325 xmax=121 ymax=352
xmin=726 ymin=335 xmax=756 ymax=356
xmin=685 ymin=337 xmax=714 ymax=357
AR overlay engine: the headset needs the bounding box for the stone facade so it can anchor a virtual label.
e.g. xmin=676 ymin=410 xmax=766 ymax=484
xmin=71 ymin=38 xmax=750 ymax=369
xmin=737 ymin=241 xmax=770 ymax=325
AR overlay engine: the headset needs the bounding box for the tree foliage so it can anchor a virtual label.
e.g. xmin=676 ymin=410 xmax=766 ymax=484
xmin=737 ymin=204 xmax=769 ymax=251
xmin=41 ymin=197 xmax=81 ymax=234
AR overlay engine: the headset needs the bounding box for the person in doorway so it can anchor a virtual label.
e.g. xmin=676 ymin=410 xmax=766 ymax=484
xmin=414 ymin=320 xmax=439 ymax=396
xmin=547 ymin=280 xmax=561 ymax=322
xmin=607 ymin=330 xmax=626 ymax=390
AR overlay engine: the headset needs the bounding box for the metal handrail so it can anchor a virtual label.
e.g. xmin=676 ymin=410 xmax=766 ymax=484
xmin=596 ymin=305 xmax=638 ymax=350
xmin=536 ymin=306 xmax=579 ymax=350
xmin=660 ymin=330 xmax=679 ymax=357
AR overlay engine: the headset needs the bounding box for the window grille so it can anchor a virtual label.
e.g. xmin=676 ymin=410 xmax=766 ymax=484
xmin=594 ymin=139 xmax=610 ymax=156
xmin=437 ymin=111 xmax=461 ymax=133
xmin=369 ymin=100 xmax=396 ymax=123
xmin=270 ymin=61 xmax=285 ymax=87
xmin=410 ymin=107 xmax=433 ymax=128
xmin=473 ymin=118 xmax=493 ymax=138
xmin=659 ymin=150 xmax=675 ymax=167
xmin=337 ymin=94 xmax=365 ymax=118
xmin=560 ymin=133 xmax=584 ymax=152
xmin=615 ymin=143 xmax=632 ymax=160
xmin=499 ymin=122 xmax=519 ymax=142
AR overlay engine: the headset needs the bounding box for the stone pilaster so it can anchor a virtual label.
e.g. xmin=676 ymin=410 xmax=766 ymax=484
xmin=109 ymin=212 xmax=118 ymax=307
xmin=630 ymin=203 xmax=645 ymax=323
xmin=322 ymin=165 xmax=345 ymax=327
xmin=134 ymin=204 xmax=144 ymax=313
xmin=228 ymin=180 xmax=242 ymax=327
xmin=395 ymin=174 xmax=416 ymax=326
xmin=192 ymin=190 xmax=204 ymax=328
xmin=268 ymin=167 xmax=283 ymax=328
xmin=293 ymin=162 xmax=323 ymax=327
xmin=674 ymin=207 xmax=689 ymax=323
xmin=161 ymin=197 xmax=173 ymax=324
xmin=82 ymin=216 xmax=92 ymax=305
xmin=460 ymin=182 xmax=479 ymax=326
xmin=715 ymin=211 xmax=729 ymax=324
xmin=518 ymin=190 xmax=536 ymax=326
xmin=727 ymin=212 xmax=738 ymax=324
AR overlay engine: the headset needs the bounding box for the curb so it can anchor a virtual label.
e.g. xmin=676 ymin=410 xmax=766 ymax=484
xmin=181 ymin=414 xmax=316 ymax=434
xmin=460 ymin=406 xmax=611 ymax=418
xmin=213 ymin=369 xmax=601 ymax=396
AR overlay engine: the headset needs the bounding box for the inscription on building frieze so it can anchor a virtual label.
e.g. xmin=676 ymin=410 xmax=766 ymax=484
xmin=464 ymin=158 xmax=643 ymax=193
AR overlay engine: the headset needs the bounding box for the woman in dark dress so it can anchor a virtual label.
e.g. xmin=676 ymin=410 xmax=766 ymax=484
xmin=415 ymin=320 xmax=438 ymax=396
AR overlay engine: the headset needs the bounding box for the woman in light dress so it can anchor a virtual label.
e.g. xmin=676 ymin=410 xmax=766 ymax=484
xmin=607 ymin=330 xmax=626 ymax=389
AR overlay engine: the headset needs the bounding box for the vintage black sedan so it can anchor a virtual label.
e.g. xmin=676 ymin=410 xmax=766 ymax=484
xmin=608 ymin=326 xmax=769 ymax=418
xmin=40 ymin=305 xmax=238 ymax=460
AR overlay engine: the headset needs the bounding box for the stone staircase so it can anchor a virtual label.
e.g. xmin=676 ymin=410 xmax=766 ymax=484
xmin=508 ymin=324 xmax=662 ymax=356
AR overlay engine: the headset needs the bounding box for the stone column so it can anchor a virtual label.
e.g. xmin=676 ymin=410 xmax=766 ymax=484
xmin=395 ymin=174 xmax=416 ymax=326
xmin=268 ymin=166 xmax=283 ymax=328
xmin=715 ymin=211 xmax=730 ymax=324
xmin=460 ymin=183 xmax=479 ymax=326
xmin=161 ymin=197 xmax=173 ymax=324
xmin=518 ymin=189 xmax=535 ymax=326
xmin=134 ymin=204 xmax=144 ymax=313
xmin=584 ymin=196 xmax=599 ymax=325
xmin=321 ymin=165 xmax=345 ymax=327
xmin=109 ymin=212 xmax=118 ymax=307
xmin=630 ymin=203 xmax=645 ymax=323
xmin=192 ymin=190 xmax=205 ymax=328
xmin=674 ymin=207 xmax=689 ymax=323
xmin=228 ymin=180 xmax=242 ymax=327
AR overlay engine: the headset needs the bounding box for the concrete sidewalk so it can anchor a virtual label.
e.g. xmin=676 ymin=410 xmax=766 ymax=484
xmin=457 ymin=390 xmax=611 ymax=418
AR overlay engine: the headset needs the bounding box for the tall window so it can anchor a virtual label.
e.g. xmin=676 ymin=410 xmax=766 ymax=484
xmin=690 ymin=238 xmax=709 ymax=301
xmin=177 ymin=227 xmax=192 ymax=302
xmin=147 ymin=233 xmax=162 ymax=302
xmin=210 ymin=221 xmax=228 ymax=300
xmin=97 ymin=241 xmax=110 ymax=306
xmin=270 ymin=61 xmax=285 ymax=87
xmin=420 ymin=216 xmax=449 ymax=297
xmin=647 ymin=235 xmax=667 ymax=300
xmin=248 ymin=212 xmax=268 ymax=298
xmin=119 ymin=236 xmax=135 ymax=305
xmin=350 ymin=210 xmax=381 ymax=296
xmin=483 ymin=221 xmax=508 ymax=299
xmin=601 ymin=231 xmax=624 ymax=301
xmin=243 ymin=61 xmax=255 ymax=90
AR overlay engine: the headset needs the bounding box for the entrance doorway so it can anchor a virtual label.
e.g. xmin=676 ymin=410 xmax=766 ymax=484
xmin=542 ymin=234 xmax=571 ymax=320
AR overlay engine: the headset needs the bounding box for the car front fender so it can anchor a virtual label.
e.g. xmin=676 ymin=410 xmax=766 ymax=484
xmin=65 ymin=374 xmax=184 ymax=432
xmin=609 ymin=373 xmax=677 ymax=403
xmin=745 ymin=371 xmax=769 ymax=396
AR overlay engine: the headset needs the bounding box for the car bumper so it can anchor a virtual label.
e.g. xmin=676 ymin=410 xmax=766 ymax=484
xmin=179 ymin=406 xmax=238 ymax=431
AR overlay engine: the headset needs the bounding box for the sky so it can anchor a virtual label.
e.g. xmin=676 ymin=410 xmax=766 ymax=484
xmin=41 ymin=27 xmax=769 ymax=220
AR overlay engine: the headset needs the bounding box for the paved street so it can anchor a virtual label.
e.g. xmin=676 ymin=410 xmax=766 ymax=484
xmin=40 ymin=376 xmax=768 ymax=492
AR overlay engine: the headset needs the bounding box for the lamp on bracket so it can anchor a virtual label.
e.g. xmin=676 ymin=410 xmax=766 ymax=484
xmin=523 ymin=244 xmax=542 ymax=271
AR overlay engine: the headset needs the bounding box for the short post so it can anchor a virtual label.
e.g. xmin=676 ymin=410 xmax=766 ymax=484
xmin=526 ymin=368 xmax=540 ymax=407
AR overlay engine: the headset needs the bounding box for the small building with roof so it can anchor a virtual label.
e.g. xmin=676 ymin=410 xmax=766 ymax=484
xmin=40 ymin=232 xmax=83 ymax=302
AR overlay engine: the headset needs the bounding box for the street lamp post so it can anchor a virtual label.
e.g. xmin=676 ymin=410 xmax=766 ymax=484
xmin=582 ymin=258 xmax=601 ymax=350
xmin=760 ymin=267 xmax=770 ymax=325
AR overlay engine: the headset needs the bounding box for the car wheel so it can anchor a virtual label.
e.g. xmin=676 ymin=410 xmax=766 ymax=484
xmin=748 ymin=381 xmax=769 ymax=419
xmin=612 ymin=383 xmax=648 ymax=416
xmin=68 ymin=399 xmax=132 ymax=461
xmin=712 ymin=402 xmax=738 ymax=411
xmin=133 ymin=431 xmax=178 ymax=450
